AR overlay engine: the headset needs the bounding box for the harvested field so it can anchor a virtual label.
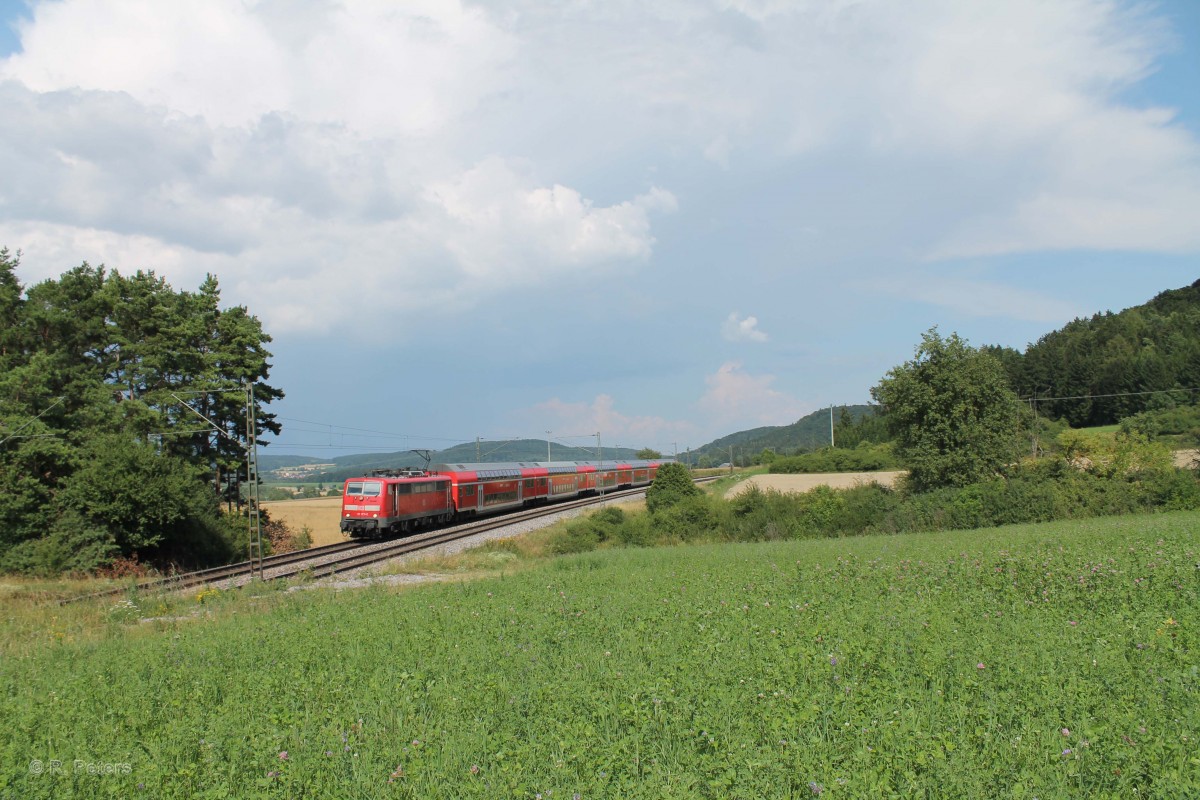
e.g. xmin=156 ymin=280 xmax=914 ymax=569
xmin=261 ymin=497 xmax=344 ymax=546
xmin=725 ymin=470 xmax=905 ymax=498
xmin=1175 ymin=449 xmax=1199 ymax=468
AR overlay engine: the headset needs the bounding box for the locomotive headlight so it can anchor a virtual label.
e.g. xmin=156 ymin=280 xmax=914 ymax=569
xmin=372 ymin=513 xmax=378 ymax=518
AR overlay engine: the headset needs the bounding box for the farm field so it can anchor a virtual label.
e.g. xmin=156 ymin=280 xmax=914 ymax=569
xmin=2 ymin=510 xmax=1197 ymax=798
xmin=725 ymin=471 xmax=905 ymax=498
xmin=262 ymin=497 xmax=345 ymax=546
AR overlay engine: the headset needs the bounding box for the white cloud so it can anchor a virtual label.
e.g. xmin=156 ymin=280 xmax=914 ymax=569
xmin=698 ymin=362 xmax=807 ymax=429
xmin=0 ymin=0 xmax=1196 ymax=345
xmin=424 ymin=158 xmax=676 ymax=285
xmin=2 ymin=0 xmax=516 ymax=136
xmin=722 ymin=312 xmax=769 ymax=343
xmin=528 ymin=394 xmax=692 ymax=450
xmin=0 ymin=79 xmax=675 ymax=334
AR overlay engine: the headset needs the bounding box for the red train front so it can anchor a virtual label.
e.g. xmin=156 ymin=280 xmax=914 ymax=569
xmin=340 ymin=470 xmax=454 ymax=537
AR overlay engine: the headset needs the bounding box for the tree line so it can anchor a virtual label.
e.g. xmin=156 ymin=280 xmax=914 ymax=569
xmin=0 ymin=248 xmax=282 ymax=574
xmin=983 ymin=279 xmax=1200 ymax=427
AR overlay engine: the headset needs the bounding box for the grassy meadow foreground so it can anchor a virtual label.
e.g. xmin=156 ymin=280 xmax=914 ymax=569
xmin=1 ymin=511 xmax=1198 ymax=798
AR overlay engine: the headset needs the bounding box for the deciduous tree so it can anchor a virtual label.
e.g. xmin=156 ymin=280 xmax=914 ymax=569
xmin=872 ymin=329 xmax=1020 ymax=492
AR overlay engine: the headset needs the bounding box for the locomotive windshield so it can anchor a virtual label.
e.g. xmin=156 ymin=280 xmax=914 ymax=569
xmin=345 ymin=480 xmax=382 ymax=496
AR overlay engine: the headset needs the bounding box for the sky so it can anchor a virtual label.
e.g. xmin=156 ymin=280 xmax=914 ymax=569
xmin=0 ymin=0 xmax=1198 ymax=459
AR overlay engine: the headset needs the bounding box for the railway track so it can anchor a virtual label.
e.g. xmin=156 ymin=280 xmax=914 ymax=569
xmin=66 ymin=480 xmax=716 ymax=603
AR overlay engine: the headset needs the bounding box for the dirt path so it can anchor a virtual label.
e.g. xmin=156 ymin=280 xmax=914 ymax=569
xmin=724 ymin=471 xmax=905 ymax=498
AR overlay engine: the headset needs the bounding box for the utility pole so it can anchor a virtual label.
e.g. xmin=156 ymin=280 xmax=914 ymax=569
xmin=546 ymin=431 xmax=552 ymax=464
xmin=245 ymin=384 xmax=264 ymax=580
xmin=596 ymin=432 xmax=603 ymax=494
xmin=476 ymin=436 xmax=481 ymax=461
xmin=1030 ymin=395 xmax=1038 ymax=458
xmin=671 ymin=442 xmax=677 ymax=461
xmin=729 ymin=445 xmax=734 ymax=474
xmin=830 ymin=404 xmax=835 ymax=448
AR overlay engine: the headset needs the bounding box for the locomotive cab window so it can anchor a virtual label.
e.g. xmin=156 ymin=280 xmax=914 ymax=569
xmin=347 ymin=481 xmax=381 ymax=496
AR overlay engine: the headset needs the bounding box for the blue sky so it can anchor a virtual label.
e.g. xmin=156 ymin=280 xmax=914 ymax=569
xmin=0 ymin=0 xmax=1197 ymax=457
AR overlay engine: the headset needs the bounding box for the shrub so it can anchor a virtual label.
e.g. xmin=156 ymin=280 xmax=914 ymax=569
xmin=652 ymin=494 xmax=718 ymax=543
xmin=549 ymin=522 xmax=602 ymax=555
xmin=771 ymin=445 xmax=897 ymax=474
xmin=0 ymin=509 xmax=119 ymax=576
xmin=645 ymin=463 xmax=700 ymax=513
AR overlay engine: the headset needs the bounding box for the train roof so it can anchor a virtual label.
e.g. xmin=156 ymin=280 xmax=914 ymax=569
xmin=430 ymin=459 xmax=674 ymax=480
xmin=433 ymin=459 xmax=672 ymax=471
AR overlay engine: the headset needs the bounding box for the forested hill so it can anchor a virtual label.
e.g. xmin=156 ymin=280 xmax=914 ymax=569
xmin=688 ymin=405 xmax=874 ymax=465
xmin=985 ymin=279 xmax=1200 ymax=427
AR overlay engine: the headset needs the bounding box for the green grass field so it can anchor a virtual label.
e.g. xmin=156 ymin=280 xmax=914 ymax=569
xmin=2 ymin=511 xmax=1197 ymax=798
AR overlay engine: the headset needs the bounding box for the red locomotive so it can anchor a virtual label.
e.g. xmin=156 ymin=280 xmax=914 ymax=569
xmin=340 ymin=459 xmax=670 ymax=538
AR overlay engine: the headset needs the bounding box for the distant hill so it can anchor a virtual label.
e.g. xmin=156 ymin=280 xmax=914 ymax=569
xmin=260 ymin=440 xmax=642 ymax=484
xmin=687 ymin=405 xmax=875 ymax=465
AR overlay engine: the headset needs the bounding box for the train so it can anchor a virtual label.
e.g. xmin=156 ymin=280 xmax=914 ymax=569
xmin=340 ymin=459 xmax=673 ymax=538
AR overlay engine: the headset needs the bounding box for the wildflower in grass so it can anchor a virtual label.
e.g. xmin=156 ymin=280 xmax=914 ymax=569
xmin=278 ymin=751 xmax=288 ymax=761
xmin=976 ymin=663 xmax=986 ymax=669
xmin=1061 ymin=728 xmax=1070 ymax=737
xmin=809 ymin=780 xmax=824 ymax=795
xmin=1061 ymin=748 xmax=1072 ymax=756
xmin=1068 ymin=620 xmax=1078 ymax=626
xmin=470 ymin=764 xmax=480 ymax=775
xmin=829 ymin=656 xmax=838 ymax=666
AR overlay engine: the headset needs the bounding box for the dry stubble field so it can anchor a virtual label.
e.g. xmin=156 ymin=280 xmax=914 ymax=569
xmin=724 ymin=470 xmax=905 ymax=498
xmin=261 ymin=497 xmax=345 ymax=546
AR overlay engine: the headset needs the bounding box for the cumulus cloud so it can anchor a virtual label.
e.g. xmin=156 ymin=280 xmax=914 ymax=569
xmin=698 ymin=362 xmax=807 ymax=429
xmin=3 ymin=0 xmax=516 ymax=135
xmin=425 ymin=158 xmax=676 ymax=285
xmin=0 ymin=0 xmax=1196 ymax=345
xmin=722 ymin=312 xmax=769 ymax=343
xmin=528 ymin=394 xmax=692 ymax=450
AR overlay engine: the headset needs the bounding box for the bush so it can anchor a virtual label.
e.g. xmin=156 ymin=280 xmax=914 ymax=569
xmin=770 ymin=444 xmax=897 ymax=474
xmin=645 ymin=463 xmax=700 ymax=513
xmin=549 ymin=522 xmax=602 ymax=555
xmin=652 ymin=494 xmax=718 ymax=543
xmin=0 ymin=509 xmax=119 ymax=576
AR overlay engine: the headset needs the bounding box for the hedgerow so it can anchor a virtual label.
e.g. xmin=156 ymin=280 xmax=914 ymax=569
xmin=552 ymin=458 xmax=1200 ymax=553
